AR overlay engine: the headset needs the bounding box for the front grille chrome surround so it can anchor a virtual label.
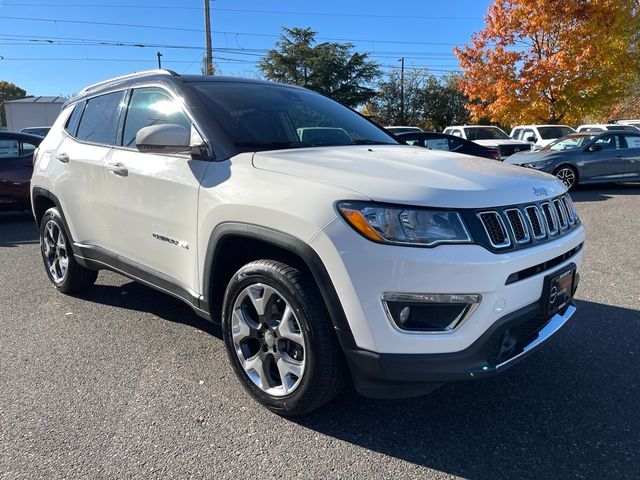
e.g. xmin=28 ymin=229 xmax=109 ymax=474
xmin=475 ymin=194 xmax=580 ymax=252
xmin=477 ymin=211 xmax=511 ymax=248
xmin=505 ymin=208 xmax=531 ymax=244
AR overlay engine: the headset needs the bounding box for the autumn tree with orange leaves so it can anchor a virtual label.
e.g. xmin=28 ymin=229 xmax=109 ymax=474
xmin=455 ymin=0 xmax=640 ymax=126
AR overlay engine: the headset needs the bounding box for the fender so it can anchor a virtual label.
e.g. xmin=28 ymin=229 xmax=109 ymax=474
xmin=31 ymin=187 xmax=80 ymax=257
xmin=202 ymin=222 xmax=356 ymax=347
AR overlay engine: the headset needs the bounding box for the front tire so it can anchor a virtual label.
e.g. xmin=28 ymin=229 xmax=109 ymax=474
xmin=221 ymin=260 xmax=346 ymax=416
xmin=39 ymin=207 xmax=98 ymax=293
xmin=554 ymin=165 xmax=578 ymax=190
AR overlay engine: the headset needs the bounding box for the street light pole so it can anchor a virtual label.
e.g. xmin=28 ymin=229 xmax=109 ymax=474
xmin=399 ymin=57 xmax=405 ymax=125
xmin=204 ymin=0 xmax=214 ymax=75
xmin=156 ymin=51 xmax=162 ymax=69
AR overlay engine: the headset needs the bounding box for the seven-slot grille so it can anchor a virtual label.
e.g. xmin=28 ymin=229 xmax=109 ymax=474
xmin=476 ymin=194 xmax=579 ymax=251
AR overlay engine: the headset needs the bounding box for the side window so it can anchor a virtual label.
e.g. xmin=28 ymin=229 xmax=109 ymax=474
xmin=593 ymin=135 xmax=619 ymax=150
xmin=65 ymin=103 xmax=84 ymax=136
xmin=447 ymin=137 xmax=464 ymax=151
xmin=21 ymin=142 xmax=37 ymax=156
xmin=621 ymin=134 xmax=640 ymax=149
xmin=76 ymin=92 xmax=124 ymax=145
xmin=512 ymin=128 xmax=522 ymax=139
xmin=522 ymin=129 xmax=536 ymax=141
xmin=0 ymin=139 xmax=19 ymax=158
xmin=122 ymin=88 xmax=192 ymax=148
xmin=451 ymin=129 xmax=462 ymax=137
xmin=425 ymin=138 xmax=449 ymax=150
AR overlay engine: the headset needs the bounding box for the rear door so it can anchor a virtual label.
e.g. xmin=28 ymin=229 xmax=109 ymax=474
xmin=104 ymin=86 xmax=209 ymax=293
xmin=54 ymin=92 xmax=124 ymax=244
xmin=619 ymin=133 xmax=640 ymax=179
xmin=0 ymin=137 xmax=24 ymax=207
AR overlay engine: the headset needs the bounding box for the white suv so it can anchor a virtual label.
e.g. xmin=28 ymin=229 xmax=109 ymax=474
xmin=510 ymin=125 xmax=576 ymax=149
xmin=31 ymin=71 xmax=585 ymax=415
xmin=443 ymin=125 xmax=531 ymax=159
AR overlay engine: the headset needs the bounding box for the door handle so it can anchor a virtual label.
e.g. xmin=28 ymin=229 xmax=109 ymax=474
xmin=55 ymin=153 xmax=69 ymax=163
xmin=106 ymin=162 xmax=128 ymax=177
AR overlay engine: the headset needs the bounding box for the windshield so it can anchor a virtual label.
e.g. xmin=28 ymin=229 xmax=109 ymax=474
xmin=538 ymin=126 xmax=575 ymax=139
xmin=190 ymin=82 xmax=397 ymax=151
xmin=464 ymin=127 xmax=509 ymax=140
xmin=545 ymin=134 xmax=597 ymax=151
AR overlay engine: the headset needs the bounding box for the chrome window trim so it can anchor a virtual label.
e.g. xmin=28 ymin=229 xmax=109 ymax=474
xmin=381 ymin=293 xmax=482 ymax=335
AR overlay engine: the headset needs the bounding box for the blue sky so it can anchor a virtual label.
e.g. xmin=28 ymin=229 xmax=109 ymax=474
xmin=0 ymin=0 xmax=491 ymax=96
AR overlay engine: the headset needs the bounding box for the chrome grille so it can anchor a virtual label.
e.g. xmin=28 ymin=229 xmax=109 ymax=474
xmin=525 ymin=206 xmax=546 ymax=239
xmin=505 ymin=209 xmax=530 ymax=244
xmin=477 ymin=212 xmax=511 ymax=248
xmin=476 ymin=194 xmax=579 ymax=252
xmin=541 ymin=202 xmax=559 ymax=235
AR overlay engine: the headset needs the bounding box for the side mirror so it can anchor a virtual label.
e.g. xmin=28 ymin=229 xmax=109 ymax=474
xmin=526 ymin=135 xmax=537 ymax=142
xmin=136 ymin=124 xmax=191 ymax=154
xmin=587 ymin=144 xmax=602 ymax=152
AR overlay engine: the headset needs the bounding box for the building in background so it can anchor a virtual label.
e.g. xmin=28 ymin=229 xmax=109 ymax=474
xmin=4 ymin=96 xmax=64 ymax=132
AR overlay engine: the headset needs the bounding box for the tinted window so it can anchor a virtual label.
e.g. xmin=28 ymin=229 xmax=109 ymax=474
xmin=22 ymin=142 xmax=37 ymax=155
xmin=538 ymin=126 xmax=574 ymax=139
xmin=191 ymin=82 xmax=396 ymax=151
xmin=464 ymin=127 xmax=509 ymax=140
xmin=425 ymin=138 xmax=450 ymax=150
xmin=122 ymin=88 xmax=192 ymax=148
xmin=65 ymin=103 xmax=84 ymax=136
xmin=621 ymin=134 xmax=640 ymax=148
xmin=511 ymin=128 xmax=522 ymax=139
xmin=0 ymin=139 xmax=19 ymax=158
xmin=593 ymin=134 xmax=620 ymax=150
xmin=76 ymin=91 xmax=124 ymax=145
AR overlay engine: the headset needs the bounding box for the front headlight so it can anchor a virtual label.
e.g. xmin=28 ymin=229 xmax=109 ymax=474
xmin=337 ymin=201 xmax=472 ymax=247
xmin=521 ymin=160 xmax=551 ymax=169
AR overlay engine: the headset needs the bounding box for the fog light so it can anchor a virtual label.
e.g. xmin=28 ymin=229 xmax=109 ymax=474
xmin=382 ymin=293 xmax=481 ymax=333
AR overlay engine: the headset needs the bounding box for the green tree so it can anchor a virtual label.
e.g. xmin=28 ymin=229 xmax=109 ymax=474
xmin=0 ymin=81 xmax=27 ymax=127
xmin=364 ymin=70 xmax=470 ymax=131
xmin=259 ymin=27 xmax=381 ymax=108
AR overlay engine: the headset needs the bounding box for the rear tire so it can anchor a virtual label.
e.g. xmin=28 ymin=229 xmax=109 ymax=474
xmin=39 ymin=207 xmax=98 ymax=293
xmin=221 ymin=259 xmax=347 ymax=416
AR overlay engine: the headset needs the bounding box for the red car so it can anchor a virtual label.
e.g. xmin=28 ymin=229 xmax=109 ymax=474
xmin=0 ymin=131 xmax=42 ymax=211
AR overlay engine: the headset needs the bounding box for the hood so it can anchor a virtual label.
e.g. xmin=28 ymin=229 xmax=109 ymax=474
xmin=253 ymin=145 xmax=566 ymax=209
xmin=473 ymin=139 xmax=529 ymax=147
xmin=505 ymin=149 xmax=561 ymax=165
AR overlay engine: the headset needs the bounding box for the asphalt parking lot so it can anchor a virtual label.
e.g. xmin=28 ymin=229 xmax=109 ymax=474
xmin=1 ymin=184 xmax=638 ymax=480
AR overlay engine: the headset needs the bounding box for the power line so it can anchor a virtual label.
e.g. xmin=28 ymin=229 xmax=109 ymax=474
xmin=0 ymin=2 xmax=481 ymax=21
xmin=0 ymin=16 xmax=465 ymax=46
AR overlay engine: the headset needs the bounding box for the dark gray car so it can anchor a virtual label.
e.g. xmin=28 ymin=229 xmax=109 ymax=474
xmin=506 ymin=131 xmax=640 ymax=189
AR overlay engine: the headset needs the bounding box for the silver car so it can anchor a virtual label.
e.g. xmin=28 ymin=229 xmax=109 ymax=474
xmin=506 ymin=131 xmax=640 ymax=189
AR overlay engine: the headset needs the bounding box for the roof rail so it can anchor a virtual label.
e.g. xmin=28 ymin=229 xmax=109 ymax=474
xmin=78 ymin=69 xmax=179 ymax=95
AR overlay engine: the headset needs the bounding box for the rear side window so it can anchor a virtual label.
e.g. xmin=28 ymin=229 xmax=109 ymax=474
xmin=121 ymin=87 xmax=191 ymax=148
xmin=0 ymin=139 xmax=19 ymax=158
xmin=65 ymin=103 xmax=84 ymax=136
xmin=21 ymin=142 xmax=37 ymax=155
xmin=76 ymin=91 xmax=124 ymax=145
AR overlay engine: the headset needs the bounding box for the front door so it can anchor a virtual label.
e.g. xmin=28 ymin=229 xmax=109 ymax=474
xmin=104 ymin=86 xmax=208 ymax=294
xmin=581 ymin=133 xmax=628 ymax=182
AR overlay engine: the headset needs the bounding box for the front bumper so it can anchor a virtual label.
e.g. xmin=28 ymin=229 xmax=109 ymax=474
xmin=339 ymin=300 xmax=577 ymax=398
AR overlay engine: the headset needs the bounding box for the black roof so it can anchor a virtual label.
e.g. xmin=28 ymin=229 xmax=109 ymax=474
xmin=0 ymin=131 xmax=44 ymax=143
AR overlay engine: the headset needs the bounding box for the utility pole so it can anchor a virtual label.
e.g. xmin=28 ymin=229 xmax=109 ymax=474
xmin=204 ymin=0 xmax=214 ymax=75
xmin=156 ymin=51 xmax=162 ymax=69
xmin=399 ymin=57 xmax=405 ymax=125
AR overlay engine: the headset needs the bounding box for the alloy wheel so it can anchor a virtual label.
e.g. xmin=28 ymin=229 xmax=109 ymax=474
xmin=556 ymin=167 xmax=576 ymax=189
xmin=42 ymin=220 xmax=69 ymax=283
xmin=231 ymin=283 xmax=306 ymax=397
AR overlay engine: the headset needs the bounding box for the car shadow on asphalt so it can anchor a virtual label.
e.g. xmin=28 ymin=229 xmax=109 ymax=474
xmin=292 ymin=299 xmax=639 ymax=479
xmin=78 ymin=280 xmax=222 ymax=339
xmin=571 ymin=182 xmax=640 ymax=202
xmin=0 ymin=211 xmax=38 ymax=247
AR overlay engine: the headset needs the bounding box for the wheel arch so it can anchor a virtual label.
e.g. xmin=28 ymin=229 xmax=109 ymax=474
xmin=202 ymin=223 xmax=354 ymax=345
xmin=31 ymin=187 xmax=80 ymax=257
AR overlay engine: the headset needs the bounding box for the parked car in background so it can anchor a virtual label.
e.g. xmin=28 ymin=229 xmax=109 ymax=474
xmin=398 ymin=131 xmax=501 ymax=160
xmin=614 ymin=119 xmax=640 ymax=128
xmin=576 ymin=123 xmax=639 ymax=133
xmin=506 ymin=131 xmax=640 ymax=189
xmin=443 ymin=125 xmax=531 ymax=160
xmin=510 ymin=125 xmax=576 ymax=150
xmin=385 ymin=126 xmax=423 ymax=134
xmin=0 ymin=131 xmax=42 ymax=211
xmin=19 ymin=126 xmax=51 ymax=137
